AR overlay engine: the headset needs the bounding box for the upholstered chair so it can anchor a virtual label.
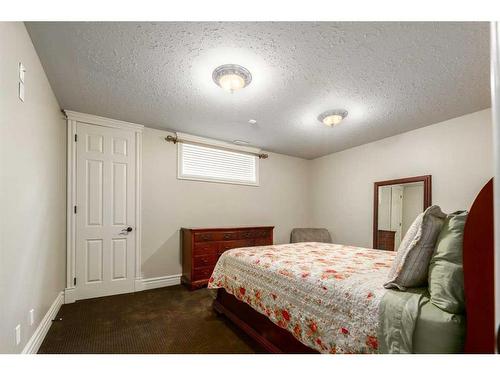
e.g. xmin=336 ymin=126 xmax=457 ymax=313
xmin=290 ymin=228 xmax=332 ymax=243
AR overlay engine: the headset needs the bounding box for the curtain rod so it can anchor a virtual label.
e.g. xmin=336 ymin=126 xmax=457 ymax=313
xmin=165 ymin=135 xmax=269 ymax=159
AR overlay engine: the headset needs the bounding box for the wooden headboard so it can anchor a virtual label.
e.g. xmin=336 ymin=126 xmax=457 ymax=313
xmin=463 ymin=178 xmax=495 ymax=353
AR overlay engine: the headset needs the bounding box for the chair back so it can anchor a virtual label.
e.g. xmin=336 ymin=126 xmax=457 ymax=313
xmin=290 ymin=228 xmax=332 ymax=243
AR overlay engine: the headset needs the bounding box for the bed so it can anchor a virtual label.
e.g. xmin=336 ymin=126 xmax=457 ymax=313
xmin=210 ymin=243 xmax=393 ymax=353
xmin=208 ymin=179 xmax=495 ymax=353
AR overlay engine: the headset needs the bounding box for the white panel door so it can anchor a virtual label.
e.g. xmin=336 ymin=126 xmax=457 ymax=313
xmin=75 ymin=122 xmax=136 ymax=300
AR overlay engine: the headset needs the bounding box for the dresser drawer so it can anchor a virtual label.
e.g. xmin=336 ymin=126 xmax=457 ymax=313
xmin=255 ymin=238 xmax=273 ymax=246
xmin=194 ymin=231 xmax=241 ymax=242
xmin=194 ymin=232 xmax=217 ymax=242
xmin=193 ymin=242 xmax=218 ymax=255
xmin=256 ymin=229 xmax=272 ymax=238
xmin=192 ymin=266 xmax=214 ymax=280
xmin=217 ymin=239 xmax=255 ymax=255
xmin=220 ymin=232 xmax=240 ymax=241
xmin=193 ymin=253 xmax=217 ymax=268
xmin=239 ymin=230 xmax=255 ymax=240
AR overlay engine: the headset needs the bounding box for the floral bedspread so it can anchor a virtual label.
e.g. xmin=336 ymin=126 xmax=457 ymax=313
xmin=208 ymin=242 xmax=395 ymax=353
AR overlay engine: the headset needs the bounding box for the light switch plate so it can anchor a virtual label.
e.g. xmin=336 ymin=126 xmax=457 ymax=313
xmin=19 ymin=62 xmax=25 ymax=83
xmin=19 ymin=82 xmax=25 ymax=102
xmin=29 ymin=309 xmax=34 ymax=326
xmin=15 ymin=325 xmax=21 ymax=346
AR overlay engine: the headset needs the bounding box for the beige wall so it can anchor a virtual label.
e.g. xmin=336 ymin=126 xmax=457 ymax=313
xmin=141 ymin=127 xmax=312 ymax=278
xmin=0 ymin=23 xmax=66 ymax=353
xmin=141 ymin=110 xmax=493 ymax=278
xmin=310 ymin=109 xmax=493 ymax=249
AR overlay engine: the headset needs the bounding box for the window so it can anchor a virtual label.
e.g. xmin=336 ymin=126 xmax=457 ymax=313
xmin=178 ymin=142 xmax=259 ymax=186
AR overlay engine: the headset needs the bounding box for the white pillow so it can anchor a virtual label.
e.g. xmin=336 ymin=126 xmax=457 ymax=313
xmin=384 ymin=205 xmax=446 ymax=290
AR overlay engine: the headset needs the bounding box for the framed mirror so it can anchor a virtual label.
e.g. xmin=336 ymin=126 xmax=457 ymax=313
xmin=373 ymin=175 xmax=432 ymax=251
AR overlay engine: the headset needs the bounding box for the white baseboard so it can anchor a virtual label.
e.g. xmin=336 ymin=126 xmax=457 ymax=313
xmin=64 ymin=287 xmax=76 ymax=304
xmin=135 ymin=274 xmax=182 ymax=291
xmin=22 ymin=291 xmax=64 ymax=354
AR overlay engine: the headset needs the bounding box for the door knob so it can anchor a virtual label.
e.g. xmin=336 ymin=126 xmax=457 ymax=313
xmin=120 ymin=226 xmax=133 ymax=235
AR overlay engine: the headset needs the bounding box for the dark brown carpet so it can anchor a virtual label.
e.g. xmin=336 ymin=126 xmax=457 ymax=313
xmin=38 ymin=285 xmax=262 ymax=354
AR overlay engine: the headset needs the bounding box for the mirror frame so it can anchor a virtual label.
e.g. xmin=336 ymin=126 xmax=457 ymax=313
xmin=373 ymin=175 xmax=432 ymax=250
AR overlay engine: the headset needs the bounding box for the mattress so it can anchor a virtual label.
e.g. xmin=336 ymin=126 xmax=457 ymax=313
xmin=378 ymin=287 xmax=466 ymax=353
xmin=413 ymin=298 xmax=465 ymax=353
xmin=208 ymin=242 xmax=395 ymax=353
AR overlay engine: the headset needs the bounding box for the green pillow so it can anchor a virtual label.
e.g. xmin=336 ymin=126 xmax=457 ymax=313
xmin=428 ymin=211 xmax=468 ymax=314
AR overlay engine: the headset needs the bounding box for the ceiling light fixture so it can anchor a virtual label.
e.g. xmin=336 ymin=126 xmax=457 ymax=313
xmin=318 ymin=109 xmax=348 ymax=127
xmin=248 ymin=119 xmax=257 ymax=125
xmin=212 ymin=64 xmax=252 ymax=93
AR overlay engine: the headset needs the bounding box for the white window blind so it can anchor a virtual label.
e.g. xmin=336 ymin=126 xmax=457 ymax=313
xmin=178 ymin=142 xmax=259 ymax=186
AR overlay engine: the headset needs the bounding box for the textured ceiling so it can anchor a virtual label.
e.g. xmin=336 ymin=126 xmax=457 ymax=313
xmin=26 ymin=22 xmax=490 ymax=159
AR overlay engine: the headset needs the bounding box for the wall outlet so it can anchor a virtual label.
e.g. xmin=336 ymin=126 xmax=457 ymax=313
xmin=15 ymin=324 xmax=21 ymax=346
xmin=29 ymin=309 xmax=34 ymax=326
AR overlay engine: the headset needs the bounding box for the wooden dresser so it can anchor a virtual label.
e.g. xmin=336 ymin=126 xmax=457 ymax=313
xmin=377 ymin=230 xmax=396 ymax=251
xmin=181 ymin=226 xmax=274 ymax=290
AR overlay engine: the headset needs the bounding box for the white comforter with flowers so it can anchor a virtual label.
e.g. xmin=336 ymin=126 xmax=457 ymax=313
xmin=208 ymin=242 xmax=395 ymax=353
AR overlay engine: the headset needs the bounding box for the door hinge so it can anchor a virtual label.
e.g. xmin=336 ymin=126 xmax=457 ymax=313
xmin=74 ymin=134 xmax=78 ymax=142
xmin=74 ymin=205 xmax=77 ymax=214
xmin=73 ymin=277 xmax=76 ymax=286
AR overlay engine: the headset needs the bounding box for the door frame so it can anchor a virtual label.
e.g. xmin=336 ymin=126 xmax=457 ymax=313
xmin=64 ymin=110 xmax=143 ymax=303
xmin=373 ymin=175 xmax=432 ymax=250
xmin=490 ymin=22 xmax=500 ymax=352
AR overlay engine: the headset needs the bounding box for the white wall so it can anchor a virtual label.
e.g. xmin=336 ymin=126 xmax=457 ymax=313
xmin=310 ymin=109 xmax=493 ymax=249
xmin=141 ymin=127 xmax=312 ymax=278
xmin=0 ymin=23 xmax=66 ymax=353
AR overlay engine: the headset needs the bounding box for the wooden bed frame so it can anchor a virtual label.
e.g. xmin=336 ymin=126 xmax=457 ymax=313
xmin=213 ymin=178 xmax=496 ymax=353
